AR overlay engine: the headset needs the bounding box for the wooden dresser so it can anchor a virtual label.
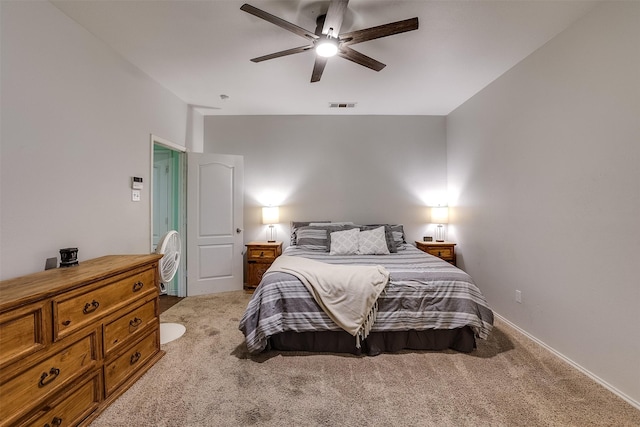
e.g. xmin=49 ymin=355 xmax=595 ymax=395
xmin=0 ymin=255 xmax=165 ymax=427
xmin=245 ymin=241 xmax=282 ymax=290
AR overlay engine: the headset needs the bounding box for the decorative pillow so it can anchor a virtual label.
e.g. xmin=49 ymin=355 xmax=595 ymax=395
xmin=361 ymin=225 xmax=397 ymax=253
xmin=325 ymin=224 xmax=360 ymax=252
xmin=296 ymin=226 xmax=330 ymax=250
xmin=290 ymin=221 xmax=330 ymax=245
xmin=296 ymin=224 xmax=357 ymax=250
xmin=329 ymin=228 xmax=360 ymax=255
xmin=358 ymin=226 xmax=390 ymax=255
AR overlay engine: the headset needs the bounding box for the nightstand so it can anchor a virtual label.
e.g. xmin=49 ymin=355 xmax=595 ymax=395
xmin=415 ymin=241 xmax=457 ymax=266
xmin=245 ymin=241 xmax=283 ymax=290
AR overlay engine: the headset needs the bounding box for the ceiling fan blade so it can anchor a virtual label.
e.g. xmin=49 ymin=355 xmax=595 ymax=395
xmin=337 ymin=46 xmax=386 ymax=72
xmin=241 ymin=3 xmax=318 ymax=41
xmin=311 ymin=56 xmax=329 ymax=82
xmin=322 ymin=0 xmax=349 ymax=38
xmin=340 ymin=17 xmax=419 ymax=46
xmin=250 ymin=45 xmax=314 ymax=63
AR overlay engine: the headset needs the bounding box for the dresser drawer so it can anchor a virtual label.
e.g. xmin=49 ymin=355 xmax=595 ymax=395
xmin=54 ymin=267 xmax=156 ymax=340
xmin=24 ymin=370 xmax=101 ymax=427
xmin=425 ymin=247 xmax=453 ymax=260
xmin=0 ymin=301 xmax=47 ymax=369
xmin=104 ymin=328 xmax=159 ymax=396
xmin=247 ymin=246 xmax=278 ymax=260
xmin=0 ymin=332 xmax=98 ymax=426
xmin=103 ymin=299 xmax=158 ymax=357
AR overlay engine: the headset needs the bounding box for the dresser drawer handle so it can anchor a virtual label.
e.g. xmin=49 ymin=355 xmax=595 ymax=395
xmin=44 ymin=417 xmax=63 ymax=427
xmin=129 ymin=317 xmax=143 ymax=329
xmin=130 ymin=351 xmax=141 ymax=365
xmin=83 ymin=300 xmax=100 ymax=314
xmin=438 ymin=251 xmax=442 ymax=257
xmin=62 ymin=319 xmax=71 ymax=326
xmin=38 ymin=367 xmax=60 ymax=387
xmin=133 ymin=281 xmax=144 ymax=292
xmin=260 ymin=251 xmax=264 ymax=257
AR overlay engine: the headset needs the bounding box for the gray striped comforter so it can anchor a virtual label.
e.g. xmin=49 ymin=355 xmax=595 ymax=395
xmin=239 ymin=245 xmax=494 ymax=353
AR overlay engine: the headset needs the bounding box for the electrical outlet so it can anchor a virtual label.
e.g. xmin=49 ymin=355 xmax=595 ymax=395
xmin=515 ymin=290 xmax=522 ymax=304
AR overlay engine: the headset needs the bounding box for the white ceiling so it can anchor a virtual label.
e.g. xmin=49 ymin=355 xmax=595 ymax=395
xmin=51 ymin=0 xmax=598 ymax=116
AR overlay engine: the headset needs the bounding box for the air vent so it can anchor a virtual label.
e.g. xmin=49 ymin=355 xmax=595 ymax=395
xmin=329 ymin=102 xmax=357 ymax=109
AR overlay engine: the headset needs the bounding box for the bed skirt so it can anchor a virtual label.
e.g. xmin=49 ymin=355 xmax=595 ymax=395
xmin=267 ymin=327 xmax=476 ymax=356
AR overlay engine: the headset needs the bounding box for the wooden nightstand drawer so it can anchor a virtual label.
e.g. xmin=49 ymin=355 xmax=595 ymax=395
xmin=247 ymin=246 xmax=278 ymax=260
xmin=425 ymin=247 xmax=453 ymax=260
xmin=415 ymin=241 xmax=457 ymax=266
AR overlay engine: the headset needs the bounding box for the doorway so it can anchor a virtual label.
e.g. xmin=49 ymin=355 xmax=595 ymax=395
xmin=151 ymin=135 xmax=186 ymax=296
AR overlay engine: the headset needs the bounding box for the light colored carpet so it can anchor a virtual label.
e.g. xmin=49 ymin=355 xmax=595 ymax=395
xmin=91 ymin=291 xmax=640 ymax=426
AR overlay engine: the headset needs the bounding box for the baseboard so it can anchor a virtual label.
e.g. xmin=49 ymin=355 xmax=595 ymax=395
xmin=494 ymin=312 xmax=640 ymax=411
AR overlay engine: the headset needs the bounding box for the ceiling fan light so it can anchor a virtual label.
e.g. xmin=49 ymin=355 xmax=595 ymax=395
xmin=316 ymin=39 xmax=338 ymax=58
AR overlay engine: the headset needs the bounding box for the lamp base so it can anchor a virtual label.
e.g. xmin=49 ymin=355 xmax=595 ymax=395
xmin=266 ymin=225 xmax=276 ymax=243
xmin=435 ymin=224 xmax=445 ymax=242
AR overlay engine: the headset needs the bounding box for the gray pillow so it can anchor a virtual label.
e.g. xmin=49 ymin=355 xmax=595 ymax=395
xmin=290 ymin=221 xmax=330 ymax=245
xmin=297 ymin=224 xmax=360 ymax=251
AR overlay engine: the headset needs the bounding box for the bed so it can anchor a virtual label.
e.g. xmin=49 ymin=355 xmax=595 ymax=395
xmin=239 ymin=223 xmax=494 ymax=356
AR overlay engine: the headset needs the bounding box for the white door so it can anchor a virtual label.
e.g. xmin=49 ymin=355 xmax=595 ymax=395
xmin=187 ymin=153 xmax=244 ymax=296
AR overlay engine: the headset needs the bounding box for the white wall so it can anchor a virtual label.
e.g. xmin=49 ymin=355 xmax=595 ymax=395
xmin=0 ymin=1 xmax=190 ymax=279
xmin=447 ymin=2 xmax=640 ymax=405
xmin=204 ymin=115 xmax=447 ymax=245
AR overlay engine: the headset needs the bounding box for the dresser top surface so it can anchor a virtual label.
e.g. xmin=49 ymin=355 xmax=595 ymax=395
xmin=0 ymin=254 xmax=162 ymax=311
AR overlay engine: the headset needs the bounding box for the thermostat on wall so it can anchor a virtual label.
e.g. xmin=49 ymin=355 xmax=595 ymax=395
xmin=131 ymin=177 xmax=143 ymax=190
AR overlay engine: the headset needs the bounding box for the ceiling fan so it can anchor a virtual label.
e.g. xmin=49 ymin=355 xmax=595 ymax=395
xmin=240 ymin=0 xmax=419 ymax=83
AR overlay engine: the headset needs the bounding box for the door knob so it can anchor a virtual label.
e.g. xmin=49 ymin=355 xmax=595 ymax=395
xmin=236 ymin=228 xmax=243 ymax=233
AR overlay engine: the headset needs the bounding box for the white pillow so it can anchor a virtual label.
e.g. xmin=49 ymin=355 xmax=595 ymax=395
xmin=329 ymin=228 xmax=360 ymax=255
xmin=358 ymin=226 xmax=390 ymax=255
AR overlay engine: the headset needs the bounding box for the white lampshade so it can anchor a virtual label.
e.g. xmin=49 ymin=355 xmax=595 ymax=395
xmin=262 ymin=206 xmax=280 ymax=225
xmin=431 ymin=206 xmax=449 ymax=224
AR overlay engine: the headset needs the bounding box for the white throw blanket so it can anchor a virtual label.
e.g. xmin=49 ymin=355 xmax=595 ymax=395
xmin=267 ymin=255 xmax=390 ymax=347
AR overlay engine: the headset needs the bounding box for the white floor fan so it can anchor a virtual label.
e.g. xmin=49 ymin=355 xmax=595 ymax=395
xmin=155 ymin=230 xmax=186 ymax=345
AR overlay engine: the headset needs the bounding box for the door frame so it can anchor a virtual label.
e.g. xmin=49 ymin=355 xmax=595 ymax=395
xmin=150 ymin=134 xmax=187 ymax=297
